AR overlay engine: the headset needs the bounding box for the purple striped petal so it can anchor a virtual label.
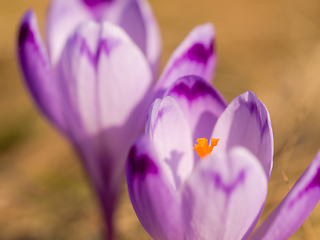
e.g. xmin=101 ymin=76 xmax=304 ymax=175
xmin=57 ymin=21 xmax=101 ymax=137
xmin=155 ymin=23 xmax=216 ymax=96
xmin=46 ymin=0 xmax=93 ymax=65
xmin=18 ymin=10 xmax=66 ymax=133
xmin=118 ymin=0 xmax=162 ymax=76
xmin=46 ymin=0 xmax=161 ymax=74
xmin=165 ymin=75 xmax=227 ymax=147
xmin=250 ymin=151 xmax=320 ymax=240
xmin=212 ymin=91 xmax=274 ymax=179
xmin=145 ymin=97 xmax=194 ymax=189
xmin=181 ymin=147 xmax=268 ymax=240
xmin=58 ymin=19 xmax=153 ymax=196
xmin=58 ymin=21 xmax=152 ymax=141
xmin=126 ymin=136 xmax=184 ymax=240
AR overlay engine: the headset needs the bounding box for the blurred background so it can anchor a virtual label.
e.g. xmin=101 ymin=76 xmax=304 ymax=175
xmin=1 ymin=0 xmax=320 ymax=239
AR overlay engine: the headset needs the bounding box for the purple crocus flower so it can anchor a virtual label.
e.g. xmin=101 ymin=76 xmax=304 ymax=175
xmin=17 ymin=1 xmax=216 ymax=238
xmin=126 ymin=75 xmax=320 ymax=240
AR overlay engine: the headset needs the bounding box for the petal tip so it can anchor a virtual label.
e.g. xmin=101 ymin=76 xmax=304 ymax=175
xmin=198 ymin=22 xmax=216 ymax=35
xmin=18 ymin=10 xmax=37 ymax=49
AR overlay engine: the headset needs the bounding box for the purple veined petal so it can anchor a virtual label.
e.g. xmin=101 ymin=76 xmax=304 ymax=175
xmin=165 ymin=75 xmax=227 ymax=148
xmin=145 ymin=96 xmax=194 ymax=190
xmin=250 ymin=151 xmax=320 ymax=240
xmin=59 ymin=20 xmax=153 ymax=153
xmin=59 ymin=19 xmax=153 ymax=182
xmin=58 ymin=21 xmax=102 ymax=137
xmin=181 ymin=147 xmax=268 ymax=240
xmin=126 ymin=136 xmax=184 ymax=240
xmin=118 ymin=0 xmax=162 ymax=76
xmin=97 ymin=21 xmax=153 ymax=136
xmin=83 ymin=0 xmax=162 ymax=75
xmin=18 ymin=10 xmax=67 ymax=133
xmin=47 ymin=0 xmax=161 ymax=75
xmin=46 ymin=0 xmax=93 ymax=66
xmin=154 ymin=23 xmax=216 ymax=97
xmin=212 ymin=91 xmax=274 ymax=180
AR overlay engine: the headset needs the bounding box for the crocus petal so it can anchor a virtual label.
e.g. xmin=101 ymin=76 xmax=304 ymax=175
xmin=58 ymin=21 xmax=153 ymax=144
xmin=58 ymin=21 xmax=101 ymax=137
xmin=212 ymin=91 xmax=274 ymax=179
xmin=58 ymin=19 xmax=153 ymax=193
xmin=97 ymin=22 xmax=153 ymax=134
xmin=126 ymin=136 xmax=184 ymax=240
xmin=18 ymin=10 xmax=66 ymax=133
xmin=46 ymin=0 xmax=161 ymax=74
xmin=181 ymin=147 xmax=268 ymax=240
xmin=250 ymin=151 xmax=320 ymax=240
xmin=155 ymin=23 xmax=216 ymax=96
xmin=145 ymin=96 xmax=194 ymax=189
xmin=118 ymin=0 xmax=162 ymax=76
xmin=46 ymin=0 xmax=93 ymax=65
xmin=165 ymin=75 xmax=227 ymax=145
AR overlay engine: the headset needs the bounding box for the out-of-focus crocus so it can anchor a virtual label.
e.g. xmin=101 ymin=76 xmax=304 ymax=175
xmin=17 ymin=1 xmax=216 ymax=238
xmin=127 ymin=75 xmax=320 ymax=240
xmin=47 ymin=0 xmax=162 ymax=76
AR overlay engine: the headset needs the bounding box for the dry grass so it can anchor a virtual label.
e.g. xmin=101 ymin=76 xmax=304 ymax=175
xmin=1 ymin=0 xmax=320 ymax=239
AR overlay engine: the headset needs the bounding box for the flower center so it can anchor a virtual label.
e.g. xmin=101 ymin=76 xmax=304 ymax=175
xmin=193 ymin=138 xmax=219 ymax=159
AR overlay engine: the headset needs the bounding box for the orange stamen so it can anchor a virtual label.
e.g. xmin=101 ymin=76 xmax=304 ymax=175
xmin=193 ymin=138 xmax=219 ymax=159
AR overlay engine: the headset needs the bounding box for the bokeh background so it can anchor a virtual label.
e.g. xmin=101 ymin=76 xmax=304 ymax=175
xmin=1 ymin=0 xmax=320 ymax=239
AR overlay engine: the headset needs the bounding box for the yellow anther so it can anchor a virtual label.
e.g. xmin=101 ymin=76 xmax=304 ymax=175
xmin=193 ymin=138 xmax=219 ymax=160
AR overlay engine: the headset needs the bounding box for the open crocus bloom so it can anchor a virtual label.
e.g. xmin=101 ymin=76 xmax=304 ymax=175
xmin=127 ymin=75 xmax=320 ymax=240
xmin=18 ymin=1 xmax=216 ymax=238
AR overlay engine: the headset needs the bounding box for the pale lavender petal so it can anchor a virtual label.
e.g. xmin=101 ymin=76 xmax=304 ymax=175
xmin=97 ymin=22 xmax=153 ymax=154
xmin=46 ymin=0 xmax=93 ymax=65
xmin=181 ymin=147 xmax=268 ymax=240
xmin=155 ymin=23 xmax=216 ymax=96
xmin=46 ymin=0 xmax=161 ymax=74
xmin=118 ymin=0 xmax=162 ymax=76
xmin=18 ymin=10 xmax=66 ymax=133
xmin=165 ymin=75 xmax=227 ymax=147
xmin=212 ymin=91 xmax=274 ymax=179
xmin=58 ymin=21 xmax=153 ymax=142
xmin=126 ymin=136 xmax=183 ymax=240
xmin=145 ymin=96 xmax=194 ymax=189
xmin=58 ymin=21 xmax=101 ymax=137
xmin=250 ymin=151 xmax=320 ymax=240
